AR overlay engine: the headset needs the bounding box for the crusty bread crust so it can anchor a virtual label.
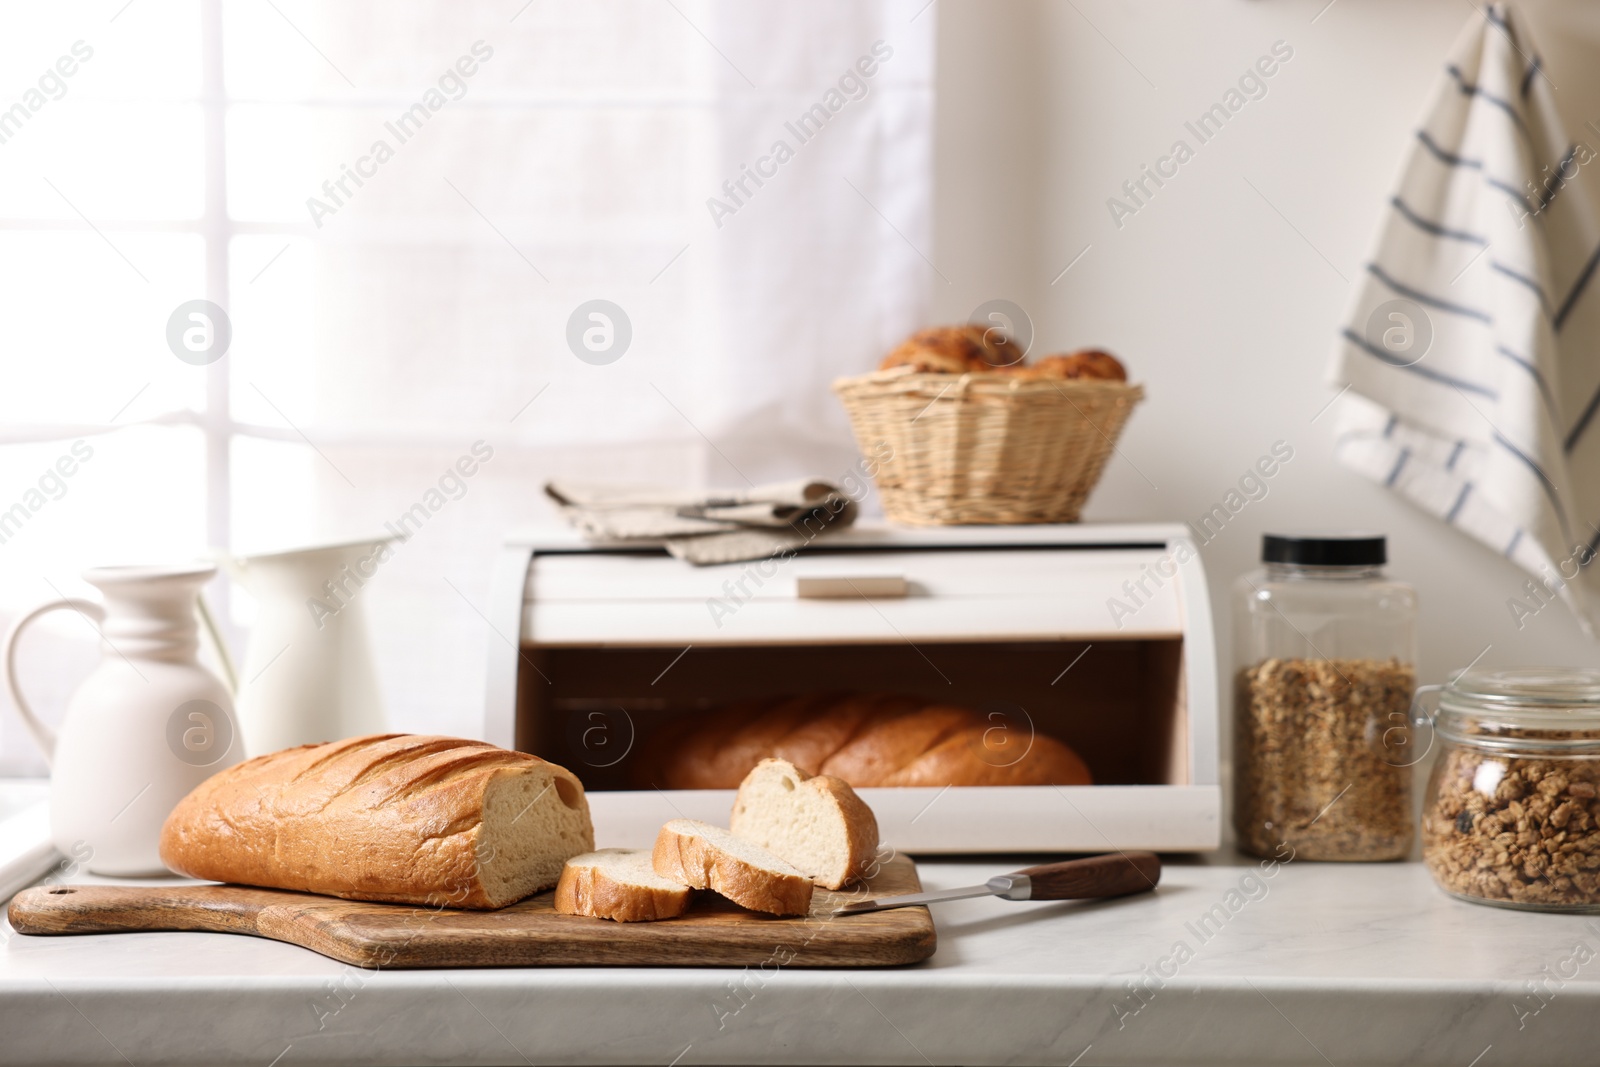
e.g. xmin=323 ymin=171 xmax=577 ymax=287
xmin=795 ymin=770 xmax=879 ymax=889
xmin=703 ymin=695 xmax=827 ymax=789
xmin=819 ymin=704 xmax=972 ymax=785
xmin=651 ymin=819 xmax=813 ymax=916
xmin=637 ymin=694 xmax=1093 ymax=790
xmin=766 ymin=693 xmax=893 ymax=775
xmin=554 ymin=849 xmax=691 ymax=922
xmin=882 ymin=727 xmax=1093 ymax=787
xmin=159 ymin=734 xmax=594 ymax=910
xmin=638 ymin=702 xmax=754 ymax=790
xmin=731 ymin=759 xmax=879 ymax=890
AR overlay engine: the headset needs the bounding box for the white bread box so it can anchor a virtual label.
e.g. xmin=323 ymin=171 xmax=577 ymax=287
xmin=483 ymin=523 xmax=1219 ymax=853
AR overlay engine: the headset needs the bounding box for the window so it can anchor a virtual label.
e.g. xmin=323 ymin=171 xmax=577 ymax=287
xmin=1 ymin=1 xmax=933 ymax=774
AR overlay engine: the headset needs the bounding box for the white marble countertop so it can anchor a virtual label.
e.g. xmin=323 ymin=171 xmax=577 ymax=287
xmin=5 ymin=845 xmax=1600 ymax=1067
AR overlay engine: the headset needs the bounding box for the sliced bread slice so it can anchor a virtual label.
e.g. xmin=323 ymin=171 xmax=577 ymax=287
xmin=651 ymin=818 xmax=813 ymax=916
xmin=554 ymin=848 xmax=693 ymax=922
xmin=730 ymin=758 xmax=879 ymax=890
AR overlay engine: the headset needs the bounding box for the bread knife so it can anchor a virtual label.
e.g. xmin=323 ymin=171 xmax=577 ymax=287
xmin=836 ymin=851 xmax=1160 ymax=914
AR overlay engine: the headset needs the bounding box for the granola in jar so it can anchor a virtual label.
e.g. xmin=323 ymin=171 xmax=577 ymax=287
xmin=1420 ymin=669 xmax=1600 ymax=911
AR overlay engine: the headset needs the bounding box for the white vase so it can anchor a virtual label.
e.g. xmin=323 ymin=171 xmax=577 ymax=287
xmin=3 ymin=563 xmax=242 ymax=876
xmin=224 ymin=538 xmax=390 ymax=757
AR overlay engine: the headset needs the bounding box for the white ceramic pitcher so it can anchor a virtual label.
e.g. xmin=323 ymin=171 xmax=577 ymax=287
xmin=3 ymin=563 xmax=242 ymax=875
xmin=223 ymin=538 xmax=389 ymax=757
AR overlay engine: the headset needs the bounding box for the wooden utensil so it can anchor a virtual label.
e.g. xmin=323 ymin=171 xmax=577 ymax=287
xmin=8 ymin=854 xmax=935 ymax=969
xmin=836 ymin=851 xmax=1160 ymax=914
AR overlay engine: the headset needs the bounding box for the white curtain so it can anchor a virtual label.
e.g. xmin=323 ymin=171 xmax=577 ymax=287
xmin=0 ymin=0 xmax=935 ymax=774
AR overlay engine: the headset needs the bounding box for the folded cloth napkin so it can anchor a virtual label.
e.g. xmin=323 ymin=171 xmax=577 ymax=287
xmin=544 ymin=479 xmax=857 ymax=565
xmin=1329 ymin=1 xmax=1600 ymax=632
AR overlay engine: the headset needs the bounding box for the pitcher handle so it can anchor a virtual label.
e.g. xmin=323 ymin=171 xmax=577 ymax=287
xmin=194 ymin=595 xmax=238 ymax=696
xmin=3 ymin=598 xmax=107 ymax=765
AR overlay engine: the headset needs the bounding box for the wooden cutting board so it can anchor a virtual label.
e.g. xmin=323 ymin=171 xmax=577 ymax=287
xmin=7 ymin=854 xmax=934 ymax=969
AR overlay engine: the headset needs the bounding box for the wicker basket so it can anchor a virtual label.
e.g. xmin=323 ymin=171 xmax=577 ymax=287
xmin=832 ymin=369 xmax=1145 ymax=525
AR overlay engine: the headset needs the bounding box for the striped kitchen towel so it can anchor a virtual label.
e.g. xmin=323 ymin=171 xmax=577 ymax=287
xmin=1329 ymin=1 xmax=1600 ymax=632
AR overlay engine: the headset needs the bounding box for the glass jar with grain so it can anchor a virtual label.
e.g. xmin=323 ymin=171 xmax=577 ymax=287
xmin=1421 ymin=668 xmax=1600 ymax=911
xmin=1233 ymin=533 xmax=1417 ymax=861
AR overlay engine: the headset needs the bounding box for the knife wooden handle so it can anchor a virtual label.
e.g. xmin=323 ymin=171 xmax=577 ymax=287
xmin=1012 ymin=852 xmax=1160 ymax=900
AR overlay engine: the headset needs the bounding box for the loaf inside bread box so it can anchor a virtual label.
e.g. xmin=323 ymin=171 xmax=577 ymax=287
xmin=514 ymin=639 xmax=1188 ymax=793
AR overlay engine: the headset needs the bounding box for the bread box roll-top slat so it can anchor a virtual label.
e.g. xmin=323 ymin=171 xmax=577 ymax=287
xmin=483 ymin=523 xmax=1220 ymax=853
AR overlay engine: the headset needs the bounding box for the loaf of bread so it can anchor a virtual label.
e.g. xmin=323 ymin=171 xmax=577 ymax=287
xmin=635 ymin=693 xmax=1092 ymax=790
xmin=730 ymin=758 xmax=879 ymax=890
xmin=555 ymin=848 xmax=692 ymax=922
xmin=160 ymin=734 xmax=595 ymax=910
xmin=652 ymin=818 xmax=814 ymax=915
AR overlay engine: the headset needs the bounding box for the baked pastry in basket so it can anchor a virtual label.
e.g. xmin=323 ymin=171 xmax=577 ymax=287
xmin=878 ymin=328 xmax=1123 ymax=381
xmin=878 ymin=324 xmax=1021 ymax=373
xmin=1011 ymin=349 xmax=1127 ymax=381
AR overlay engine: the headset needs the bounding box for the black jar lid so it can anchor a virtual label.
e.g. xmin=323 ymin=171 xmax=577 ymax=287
xmin=1262 ymin=532 xmax=1386 ymax=566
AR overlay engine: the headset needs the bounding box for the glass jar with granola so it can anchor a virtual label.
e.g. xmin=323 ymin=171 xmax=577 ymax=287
xmin=1233 ymin=533 xmax=1417 ymax=861
xmin=1421 ymin=668 xmax=1600 ymax=912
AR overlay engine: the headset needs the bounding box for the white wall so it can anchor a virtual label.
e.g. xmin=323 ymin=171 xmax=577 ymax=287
xmin=931 ymin=0 xmax=1600 ymax=685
